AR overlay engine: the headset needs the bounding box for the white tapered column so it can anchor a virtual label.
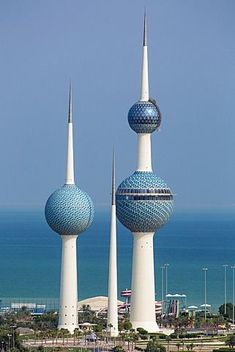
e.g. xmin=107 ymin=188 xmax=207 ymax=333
xmin=59 ymin=84 xmax=78 ymax=334
xmin=65 ymin=84 xmax=75 ymax=185
xmin=137 ymin=13 xmax=152 ymax=173
xmin=137 ymin=133 xmax=152 ymax=171
xmin=130 ymin=232 xmax=159 ymax=332
xmin=58 ymin=235 xmax=78 ymax=333
xmin=107 ymin=155 xmax=119 ymax=337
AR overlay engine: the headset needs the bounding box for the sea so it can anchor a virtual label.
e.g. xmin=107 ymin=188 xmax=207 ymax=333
xmin=0 ymin=207 xmax=234 ymax=313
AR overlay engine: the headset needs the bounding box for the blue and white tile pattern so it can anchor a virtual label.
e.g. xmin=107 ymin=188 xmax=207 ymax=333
xmin=45 ymin=184 xmax=94 ymax=236
xmin=116 ymin=171 xmax=173 ymax=232
xmin=128 ymin=101 xmax=161 ymax=134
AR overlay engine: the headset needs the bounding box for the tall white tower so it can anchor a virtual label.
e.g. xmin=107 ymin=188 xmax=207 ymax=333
xmin=116 ymin=14 xmax=173 ymax=332
xmin=107 ymin=154 xmax=119 ymax=337
xmin=45 ymin=86 xmax=94 ymax=334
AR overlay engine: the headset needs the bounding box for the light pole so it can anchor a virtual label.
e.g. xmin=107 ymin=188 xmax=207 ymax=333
xmin=203 ymin=268 xmax=208 ymax=321
xmin=231 ymin=266 xmax=235 ymax=325
xmin=223 ymin=265 xmax=228 ymax=315
xmin=161 ymin=266 xmax=165 ymax=314
xmin=10 ymin=325 xmax=17 ymax=350
xmin=7 ymin=334 xmax=11 ymax=352
xmin=164 ymin=263 xmax=169 ymax=296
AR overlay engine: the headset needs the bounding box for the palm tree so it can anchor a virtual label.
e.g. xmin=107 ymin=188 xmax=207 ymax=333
xmin=176 ymin=342 xmax=181 ymax=351
xmin=226 ymin=334 xmax=235 ymax=348
xmin=50 ymin=330 xmax=57 ymax=345
xmin=166 ymin=336 xmax=171 ymax=352
xmin=73 ymin=328 xmax=81 ymax=345
xmin=190 ymin=343 xmax=195 ymax=351
xmin=59 ymin=328 xmax=69 ymax=345
xmin=132 ymin=332 xmax=139 ymax=351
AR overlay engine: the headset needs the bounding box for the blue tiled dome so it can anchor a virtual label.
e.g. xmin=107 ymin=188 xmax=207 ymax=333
xmin=128 ymin=101 xmax=161 ymax=134
xmin=116 ymin=171 xmax=173 ymax=232
xmin=45 ymin=184 xmax=94 ymax=236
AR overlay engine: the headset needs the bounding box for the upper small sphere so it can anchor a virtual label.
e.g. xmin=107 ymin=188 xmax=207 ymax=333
xmin=116 ymin=171 xmax=173 ymax=232
xmin=128 ymin=100 xmax=161 ymax=134
xmin=45 ymin=184 xmax=94 ymax=236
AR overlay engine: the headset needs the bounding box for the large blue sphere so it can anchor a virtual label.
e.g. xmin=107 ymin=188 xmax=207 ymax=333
xmin=116 ymin=171 xmax=173 ymax=232
xmin=45 ymin=184 xmax=94 ymax=236
xmin=128 ymin=101 xmax=161 ymax=134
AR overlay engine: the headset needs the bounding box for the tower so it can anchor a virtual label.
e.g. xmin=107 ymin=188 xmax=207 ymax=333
xmin=116 ymin=14 xmax=173 ymax=332
xmin=45 ymin=86 xmax=94 ymax=334
xmin=107 ymin=154 xmax=119 ymax=337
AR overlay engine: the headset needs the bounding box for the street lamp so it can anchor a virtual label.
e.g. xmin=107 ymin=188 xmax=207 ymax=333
xmin=231 ymin=266 xmax=235 ymax=325
xmin=10 ymin=325 xmax=17 ymax=350
xmin=7 ymin=334 xmax=11 ymax=352
xmin=202 ymin=268 xmax=208 ymax=321
xmin=223 ymin=265 xmax=228 ymax=315
xmin=160 ymin=266 xmax=165 ymax=314
xmin=164 ymin=263 xmax=169 ymax=296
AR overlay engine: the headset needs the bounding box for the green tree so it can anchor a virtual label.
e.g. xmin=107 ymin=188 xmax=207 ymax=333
xmin=219 ymin=303 xmax=234 ymax=319
xmin=190 ymin=343 xmax=195 ymax=351
xmin=226 ymin=334 xmax=235 ymax=348
xmin=37 ymin=346 xmax=44 ymax=352
xmin=137 ymin=327 xmax=148 ymax=340
xmin=145 ymin=340 xmax=166 ymax=352
xmin=123 ymin=321 xmax=132 ymax=331
xmin=112 ymin=346 xmax=125 ymax=352
xmin=176 ymin=342 xmax=181 ymax=351
xmin=79 ymin=305 xmax=96 ymax=323
xmin=137 ymin=327 xmax=148 ymax=335
xmin=166 ymin=336 xmax=171 ymax=352
xmin=33 ymin=312 xmax=58 ymax=330
xmin=59 ymin=328 xmax=69 ymax=345
xmin=73 ymin=328 xmax=82 ymax=345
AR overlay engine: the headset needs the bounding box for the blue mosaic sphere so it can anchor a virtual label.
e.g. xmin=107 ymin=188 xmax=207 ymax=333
xmin=116 ymin=171 xmax=173 ymax=232
xmin=45 ymin=184 xmax=94 ymax=236
xmin=128 ymin=100 xmax=161 ymax=134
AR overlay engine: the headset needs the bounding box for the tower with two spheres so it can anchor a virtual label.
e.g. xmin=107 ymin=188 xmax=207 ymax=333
xmin=116 ymin=14 xmax=173 ymax=332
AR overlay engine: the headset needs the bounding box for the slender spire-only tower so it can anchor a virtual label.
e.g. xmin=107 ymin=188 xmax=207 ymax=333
xmin=116 ymin=14 xmax=173 ymax=332
xmin=66 ymin=84 xmax=74 ymax=184
xmin=107 ymin=153 xmax=119 ymax=337
xmin=45 ymin=86 xmax=94 ymax=334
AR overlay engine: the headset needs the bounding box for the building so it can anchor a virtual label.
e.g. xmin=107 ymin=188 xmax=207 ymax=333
xmin=45 ymin=86 xmax=94 ymax=333
xmin=165 ymin=294 xmax=187 ymax=318
xmin=116 ymin=14 xmax=173 ymax=332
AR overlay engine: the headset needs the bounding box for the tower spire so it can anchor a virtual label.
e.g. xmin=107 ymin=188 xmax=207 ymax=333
xmin=112 ymin=150 xmax=115 ymax=205
xmin=68 ymin=82 xmax=72 ymax=123
xmin=143 ymin=9 xmax=147 ymax=46
xmin=140 ymin=11 xmax=149 ymax=101
xmin=45 ymin=83 xmax=94 ymax=334
xmin=65 ymin=84 xmax=75 ymax=184
xmin=107 ymin=151 xmax=118 ymax=337
xmin=116 ymin=15 xmax=173 ymax=333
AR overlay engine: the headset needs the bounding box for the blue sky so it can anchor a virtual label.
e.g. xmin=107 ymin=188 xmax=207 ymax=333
xmin=0 ymin=0 xmax=234 ymax=208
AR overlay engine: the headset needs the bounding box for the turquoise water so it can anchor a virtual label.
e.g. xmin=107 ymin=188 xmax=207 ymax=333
xmin=0 ymin=207 xmax=234 ymax=312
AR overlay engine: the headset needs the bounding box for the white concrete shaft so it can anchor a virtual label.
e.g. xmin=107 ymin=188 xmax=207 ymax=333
xmin=58 ymin=235 xmax=78 ymax=333
xmin=137 ymin=133 xmax=152 ymax=171
xmin=130 ymin=232 xmax=159 ymax=333
xmin=65 ymin=122 xmax=75 ymax=185
xmin=140 ymin=45 xmax=149 ymax=101
xmin=107 ymin=204 xmax=119 ymax=337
